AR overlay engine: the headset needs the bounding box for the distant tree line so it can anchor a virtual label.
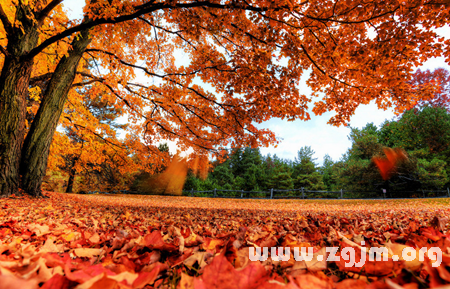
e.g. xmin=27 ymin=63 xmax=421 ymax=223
xmin=46 ymin=105 xmax=450 ymax=198
xmin=182 ymin=106 xmax=450 ymax=198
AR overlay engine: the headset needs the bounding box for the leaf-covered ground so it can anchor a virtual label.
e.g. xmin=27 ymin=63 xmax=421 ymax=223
xmin=1 ymin=193 xmax=450 ymax=288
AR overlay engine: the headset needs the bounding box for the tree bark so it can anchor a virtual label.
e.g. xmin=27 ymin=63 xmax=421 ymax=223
xmin=20 ymin=28 xmax=92 ymax=196
xmin=65 ymin=154 xmax=79 ymax=194
xmin=66 ymin=167 xmax=76 ymax=193
xmin=0 ymin=5 xmax=39 ymax=197
xmin=0 ymin=59 xmax=33 ymax=197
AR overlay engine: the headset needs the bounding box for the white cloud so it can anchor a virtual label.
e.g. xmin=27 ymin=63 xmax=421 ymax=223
xmin=257 ymin=103 xmax=396 ymax=165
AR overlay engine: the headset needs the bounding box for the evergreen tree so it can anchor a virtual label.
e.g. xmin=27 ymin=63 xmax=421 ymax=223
xmin=379 ymin=106 xmax=450 ymax=190
xmin=319 ymin=154 xmax=336 ymax=191
xmin=242 ymin=164 xmax=265 ymax=191
xmin=336 ymin=124 xmax=384 ymax=194
xmin=229 ymin=148 xmax=244 ymax=177
xmin=266 ymin=163 xmax=294 ymax=190
xmin=210 ymin=162 xmax=234 ymax=190
xmin=292 ymin=146 xmax=325 ymax=191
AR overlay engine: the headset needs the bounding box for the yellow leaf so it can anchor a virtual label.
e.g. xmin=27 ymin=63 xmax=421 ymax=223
xmin=74 ymin=248 xmax=103 ymax=258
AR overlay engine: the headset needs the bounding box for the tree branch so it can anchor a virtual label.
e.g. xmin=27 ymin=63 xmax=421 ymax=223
xmin=72 ymin=122 xmax=125 ymax=149
xmin=0 ymin=45 xmax=8 ymax=57
xmin=85 ymin=48 xmax=233 ymax=108
xmin=37 ymin=0 xmax=64 ymax=26
xmin=300 ymin=44 xmax=362 ymax=91
xmin=0 ymin=3 xmax=13 ymax=36
xmin=138 ymin=16 xmax=198 ymax=51
xmin=25 ymin=1 xmax=293 ymax=60
xmin=81 ymin=71 xmax=223 ymax=151
xmin=29 ymin=72 xmax=54 ymax=86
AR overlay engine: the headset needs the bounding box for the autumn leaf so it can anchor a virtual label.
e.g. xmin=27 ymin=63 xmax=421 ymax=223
xmin=73 ymin=248 xmax=104 ymax=258
xmin=0 ymin=275 xmax=38 ymax=289
xmin=1 ymin=192 xmax=450 ymax=288
xmin=372 ymin=148 xmax=408 ymax=180
xmin=193 ymin=254 xmax=269 ymax=289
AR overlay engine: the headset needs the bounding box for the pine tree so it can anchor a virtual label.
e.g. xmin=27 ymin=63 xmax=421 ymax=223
xmin=292 ymin=146 xmax=325 ymax=191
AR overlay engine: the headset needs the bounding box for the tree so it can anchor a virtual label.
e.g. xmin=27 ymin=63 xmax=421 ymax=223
xmin=417 ymin=158 xmax=448 ymax=189
xmin=58 ymin=91 xmax=132 ymax=193
xmin=0 ymin=0 xmax=448 ymax=197
xmin=210 ymin=162 xmax=234 ymax=190
xmin=228 ymin=147 xmax=262 ymax=178
xmin=294 ymin=172 xmax=325 ymax=191
xmin=44 ymin=79 xmax=143 ymax=194
xmin=407 ymin=68 xmax=450 ymax=111
xmin=379 ymin=106 xmax=450 ymax=190
xmin=266 ymin=163 xmax=294 ymax=191
xmin=293 ymin=146 xmax=317 ymax=176
xmin=242 ymin=163 xmax=265 ymax=191
xmin=240 ymin=148 xmax=263 ymax=173
xmin=336 ymin=124 xmax=384 ymax=192
xmin=49 ymin=129 xmax=137 ymax=193
xmin=380 ymin=107 xmax=450 ymax=159
xmin=319 ymin=154 xmax=336 ymax=191
xmin=292 ymin=146 xmax=325 ymax=191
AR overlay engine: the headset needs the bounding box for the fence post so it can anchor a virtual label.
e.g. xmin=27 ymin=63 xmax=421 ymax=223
xmin=301 ymin=187 xmax=305 ymax=199
xmin=340 ymin=189 xmax=343 ymax=199
xmin=447 ymin=187 xmax=449 ymax=197
xmin=191 ymin=188 xmax=194 ymax=197
xmin=270 ymin=188 xmax=273 ymax=199
xmin=241 ymin=190 xmax=244 ymax=198
xmin=214 ymin=188 xmax=217 ymax=198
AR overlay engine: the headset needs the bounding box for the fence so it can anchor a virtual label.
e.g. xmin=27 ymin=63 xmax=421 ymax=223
xmin=182 ymin=187 xmax=450 ymax=199
xmin=81 ymin=188 xmax=450 ymax=199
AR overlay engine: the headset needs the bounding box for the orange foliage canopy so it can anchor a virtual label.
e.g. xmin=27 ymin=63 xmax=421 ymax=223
xmin=372 ymin=148 xmax=408 ymax=180
xmin=0 ymin=0 xmax=449 ymax=190
xmin=406 ymin=68 xmax=450 ymax=111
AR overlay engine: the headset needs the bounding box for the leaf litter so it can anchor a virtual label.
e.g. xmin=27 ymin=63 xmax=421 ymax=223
xmin=1 ymin=192 xmax=450 ymax=288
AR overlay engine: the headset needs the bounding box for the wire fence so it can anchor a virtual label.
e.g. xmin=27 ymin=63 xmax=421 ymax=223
xmin=182 ymin=187 xmax=450 ymax=199
xmin=81 ymin=188 xmax=450 ymax=199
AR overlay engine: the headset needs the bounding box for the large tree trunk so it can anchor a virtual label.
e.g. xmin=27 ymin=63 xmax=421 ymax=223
xmin=20 ymin=29 xmax=92 ymax=196
xmin=0 ymin=59 xmax=34 ymax=197
xmin=0 ymin=5 xmax=39 ymax=197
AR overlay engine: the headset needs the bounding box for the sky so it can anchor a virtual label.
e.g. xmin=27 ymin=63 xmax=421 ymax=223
xmin=62 ymin=1 xmax=450 ymax=165
xmin=256 ymin=52 xmax=449 ymax=164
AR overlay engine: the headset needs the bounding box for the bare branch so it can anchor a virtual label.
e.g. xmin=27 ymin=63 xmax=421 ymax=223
xmin=292 ymin=4 xmax=401 ymax=25
xmin=72 ymin=79 xmax=98 ymax=87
